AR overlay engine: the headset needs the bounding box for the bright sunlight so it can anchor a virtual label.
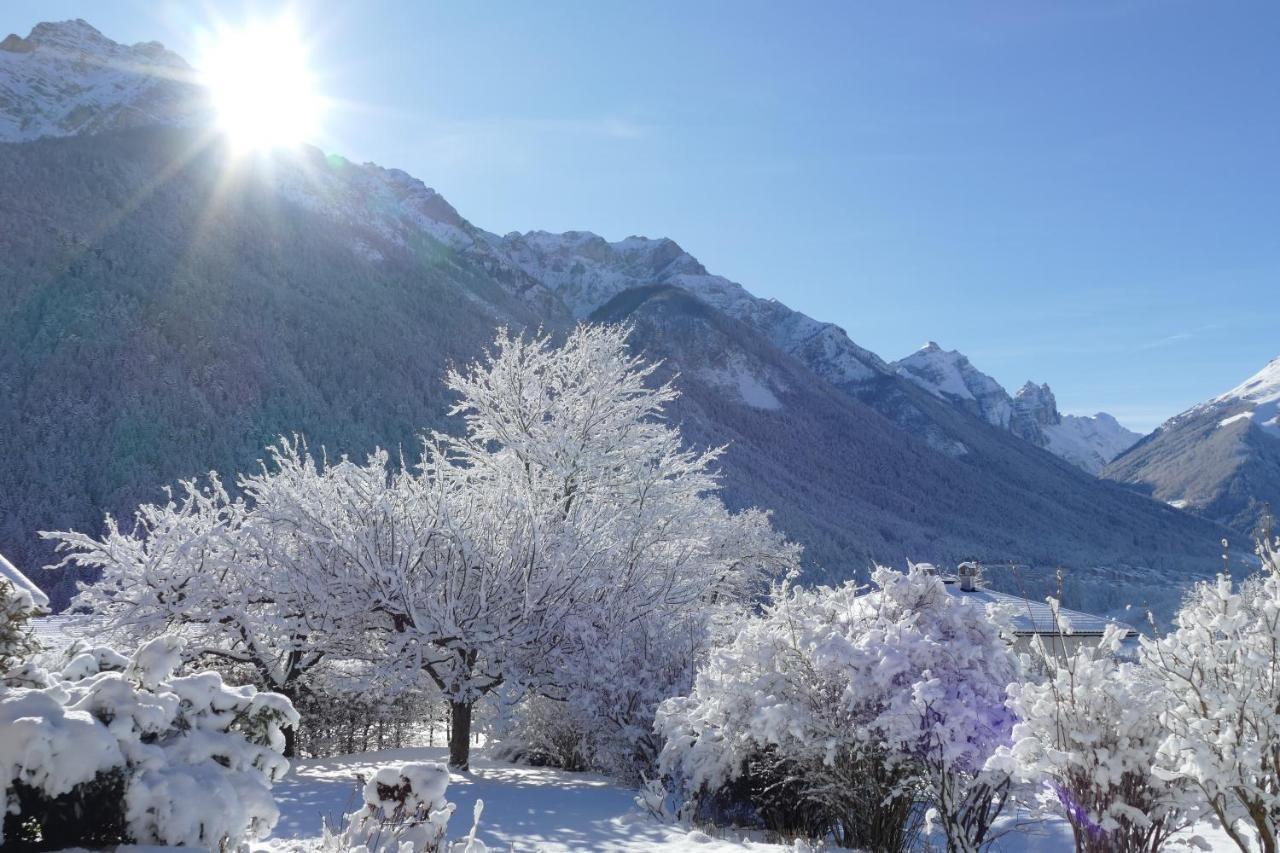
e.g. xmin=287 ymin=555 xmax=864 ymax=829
xmin=199 ymin=15 xmax=324 ymax=150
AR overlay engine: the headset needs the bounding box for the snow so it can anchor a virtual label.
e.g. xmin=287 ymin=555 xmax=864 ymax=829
xmin=1042 ymin=411 xmax=1140 ymax=475
xmin=697 ymin=357 xmax=783 ymax=410
xmin=495 ymin=230 xmax=888 ymax=388
xmin=0 ymin=550 xmax=48 ymax=609
xmin=891 ymin=347 xmax=1139 ymax=472
xmin=262 ymin=747 xmax=801 ymax=852
xmin=894 ymin=342 xmax=1013 ymax=428
xmin=1219 ymin=411 xmax=1254 ymax=428
xmin=1197 ymin=354 xmax=1280 ymax=438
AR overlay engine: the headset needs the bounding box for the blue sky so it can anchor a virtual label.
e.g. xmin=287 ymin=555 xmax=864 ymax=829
xmin=5 ymin=1 xmax=1278 ymax=431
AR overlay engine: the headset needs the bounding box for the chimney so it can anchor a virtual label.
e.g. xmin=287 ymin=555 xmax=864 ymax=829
xmin=957 ymin=562 xmax=979 ymax=592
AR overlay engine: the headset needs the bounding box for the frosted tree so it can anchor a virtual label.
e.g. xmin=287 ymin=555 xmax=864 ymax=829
xmin=44 ymin=473 xmax=336 ymax=756
xmin=1143 ymin=558 xmax=1280 ymax=853
xmin=992 ymin=615 xmax=1196 ymax=853
xmin=46 ymin=324 xmax=795 ymax=771
xmin=658 ymin=565 xmax=1017 ymax=852
xmin=243 ymin=324 xmax=795 ymax=770
xmin=0 ymin=568 xmax=46 ymax=671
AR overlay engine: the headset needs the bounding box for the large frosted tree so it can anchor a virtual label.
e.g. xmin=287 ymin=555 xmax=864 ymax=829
xmin=50 ymin=324 xmax=797 ymax=770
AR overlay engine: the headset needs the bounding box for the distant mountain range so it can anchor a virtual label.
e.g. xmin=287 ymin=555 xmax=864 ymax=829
xmin=1103 ymin=357 xmax=1280 ymax=535
xmin=892 ymin=342 xmax=1141 ymax=474
xmin=0 ymin=20 xmax=1250 ymax=618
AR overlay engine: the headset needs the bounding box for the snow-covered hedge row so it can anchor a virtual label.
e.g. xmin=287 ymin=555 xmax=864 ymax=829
xmin=657 ymin=566 xmax=1018 ymax=853
xmin=0 ymin=602 xmax=298 ymax=851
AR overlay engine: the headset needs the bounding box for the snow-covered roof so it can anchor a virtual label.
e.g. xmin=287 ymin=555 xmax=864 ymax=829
xmin=941 ymin=576 xmax=1136 ymax=637
xmin=0 ymin=550 xmax=49 ymax=609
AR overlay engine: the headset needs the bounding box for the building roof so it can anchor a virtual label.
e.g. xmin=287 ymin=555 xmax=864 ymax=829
xmin=941 ymin=576 xmax=1137 ymax=638
xmin=0 ymin=550 xmax=49 ymax=609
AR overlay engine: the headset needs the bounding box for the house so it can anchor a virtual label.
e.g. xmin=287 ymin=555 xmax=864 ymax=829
xmin=933 ymin=561 xmax=1139 ymax=656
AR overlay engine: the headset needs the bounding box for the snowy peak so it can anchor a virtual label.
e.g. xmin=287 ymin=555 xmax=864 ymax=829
xmin=893 ymin=342 xmax=1012 ymax=428
xmin=1013 ymin=382 xmax=1060 ymax=431
xmin=0 ymin=19 xmax=207 ymax=143
xmin=1213 ymin=355 xmax=1280 ymax=406
xmin=1104 ymin=355 xmax=1280 ymax=533
xmin=1190 ymin=354 xmax=1280 ymax=439
xmin=892 ymin=345 xmax=1139 ymax=473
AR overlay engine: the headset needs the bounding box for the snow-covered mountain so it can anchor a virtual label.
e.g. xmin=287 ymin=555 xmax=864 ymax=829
xmin=0 ymin=18 xmax=1241 ymax=616
xmin=1104 ymin=356 xmax=1280 ymax=534
xmin=0 ymin=19 xmax=206 ymax=142
xmin=497 ymin=230 xmax=889 ymax=389
xmin=893 ymin=343 xmax=1013 ymax=428
xmin=892 ymin=344 xmax=1140 ymax=474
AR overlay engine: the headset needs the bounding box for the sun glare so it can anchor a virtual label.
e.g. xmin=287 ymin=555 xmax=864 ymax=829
xmin=200 ymin=16 xmax=325 ymax=151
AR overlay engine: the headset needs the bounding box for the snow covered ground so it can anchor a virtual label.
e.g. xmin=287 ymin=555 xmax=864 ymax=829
xmin=253 ymin=746 xmax=1248 ymax=852
xmin=260 ymin=746 xmax=794 ymax=852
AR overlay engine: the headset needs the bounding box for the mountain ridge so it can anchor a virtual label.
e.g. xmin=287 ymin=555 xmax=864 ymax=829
xmin=1104 ymin=356 xmax=1280 ymax=534
xmin=892 ymin=342 xmax=1140 ymax=474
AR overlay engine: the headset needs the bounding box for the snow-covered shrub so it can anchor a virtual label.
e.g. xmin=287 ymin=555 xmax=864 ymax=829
xmin=993 ymin=617 xmax=1195 ymax=853
xmin=0 ymin=573 xmax=46 ymax=671
xmin=657 ymin=566 xmax=1018 ymax=852
xmin=0 ymin=632 xmax=298 ymax=850
xmin=1143 ymin=566 xmax=1280 ymax=853
xmin=323 ymin=762 xmax=486 ymax=853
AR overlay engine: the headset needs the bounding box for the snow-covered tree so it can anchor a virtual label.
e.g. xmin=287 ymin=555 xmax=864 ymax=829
xmin=657 ymin=566 xmax=1017 ymax=852
xmin=0 ymin=570 xmax=46 ymax=671
xmin=992 ymin=617 xmax=1195 ymax=853
xmin=52 ymin=324 xmax=795 ymax=772
xmin=45 ymin=471 xmax=335 ymax=755
xmin=1143 ymin=564 xmax=1280 ymax=853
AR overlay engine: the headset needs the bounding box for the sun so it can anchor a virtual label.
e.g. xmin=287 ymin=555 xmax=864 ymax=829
xmin=199 ymin=16 xmax=325 ymax=151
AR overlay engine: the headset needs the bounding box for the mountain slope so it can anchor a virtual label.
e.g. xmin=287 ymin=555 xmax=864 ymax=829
xmin=893 ymin=343 xmax=1140 ymax=473
xmin=592 ymin=286 xmax=1235 ymax=619
xmin=1104 ymin=356 xmax=1280 ymax=533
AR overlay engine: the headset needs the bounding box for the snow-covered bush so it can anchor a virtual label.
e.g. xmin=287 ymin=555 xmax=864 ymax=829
xmin=0 ymin=573 xmax=46 ymax=671
xmin=324 ymin=762 xmax=486 ymax=853
xmin=45 ymin=470 xmax=334 ymax=756
xmin=0 ymin=630 xmax=298 ymax=850
xmin=993 ymin=617 xmax=1195 ymax=853
xmin=657 ymin=566 xmax=1017 ymax=852
xmin=1143 ymin=565 xmax=1280 ymax=853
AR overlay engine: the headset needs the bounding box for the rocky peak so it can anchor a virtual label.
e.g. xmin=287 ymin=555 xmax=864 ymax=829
xmin=0 ymin=18 xmax=204 ymax=143
xmin=892 ymin=342 xmax=1013 ymax=429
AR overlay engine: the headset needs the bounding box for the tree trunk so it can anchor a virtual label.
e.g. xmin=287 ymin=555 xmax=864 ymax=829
xmin=283 ymin=722 xmax=298 ymax=759
xmin=449 ymin=700 xmax=473 ymax=770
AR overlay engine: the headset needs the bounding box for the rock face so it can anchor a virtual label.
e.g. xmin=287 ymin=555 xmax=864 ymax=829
xmin=0 ymin=19 xmax=1243 ymax=619
xmin=892 ymin=345 xmax=1140 ymax=474
xmin=894 ymin=343 xmax=1013 ymax=428
xmin=1104 ymin=356 xmax=1280 ymax=534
